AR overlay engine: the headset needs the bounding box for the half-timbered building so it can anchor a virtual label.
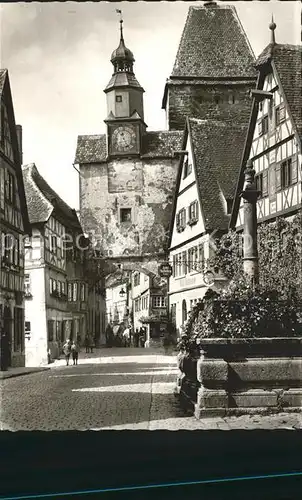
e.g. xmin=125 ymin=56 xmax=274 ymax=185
xmin=231 ymin=24 xmax=302 ymax=230
xmin=22 ymin=163 xmax=106 ymax=366
xmin=168 ymin=118 xmax=247 ymax=332
xmin=0 ymin=69 xmax=30 ymax=369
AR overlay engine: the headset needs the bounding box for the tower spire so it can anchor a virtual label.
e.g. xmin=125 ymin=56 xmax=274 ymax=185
xmin=116 ymin=9 xmax=124 ymax=42
xmin=111 ymin=10 xmax=135 ymax=74
xmin=269 ymin=15 xmax=277 ymax=45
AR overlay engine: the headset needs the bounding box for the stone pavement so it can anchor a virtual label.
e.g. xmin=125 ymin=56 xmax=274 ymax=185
xmin=0 ymin=366 xmax=50 ymax=379
xmin=1 ymin=348 xmax=301 ymax=431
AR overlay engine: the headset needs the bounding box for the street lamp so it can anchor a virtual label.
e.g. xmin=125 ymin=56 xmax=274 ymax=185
xmin=119 ymin=287 xmax=126 ymax=298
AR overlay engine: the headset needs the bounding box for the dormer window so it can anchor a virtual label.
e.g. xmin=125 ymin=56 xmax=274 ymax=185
xmin=116 ymin=95 xmax=122 ymax=103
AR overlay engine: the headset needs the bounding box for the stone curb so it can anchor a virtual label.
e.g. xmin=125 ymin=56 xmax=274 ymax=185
xmin=0 ymin=367 xmax=50 ymax=380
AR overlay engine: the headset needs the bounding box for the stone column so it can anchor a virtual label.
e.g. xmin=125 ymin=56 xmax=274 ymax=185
xmin=241 ymin=160 xmax=259 ymax=283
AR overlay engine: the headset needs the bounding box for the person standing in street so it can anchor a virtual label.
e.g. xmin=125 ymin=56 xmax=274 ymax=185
xmin=123 ymin=327 xmax=130 ymax=347
xmin=89 ymin=334 xmax=94 ymax=353
xmin=71 ymin=340 xmax=79 ymax=365
xmin=139 ymin=327 xmax=146 ymax=348
xmin=63 ymin=339 xmax=71 ymax=366
xmin=133 ymin=329 xmax=139 ymax=347
xmin=84 ymin=334 xmax=89 ymax=353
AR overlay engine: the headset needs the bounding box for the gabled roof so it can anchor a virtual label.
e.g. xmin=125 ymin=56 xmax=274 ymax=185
xmin=74 ymin=130 xmax=183 ymax=164
xmin=168 ymin=118 xmax=247 ymax=247
xmin=22 ymin=163 xmax=81 ymax=229
xmin=171 ymin=5 xmax=256 ymax=79
xmin=0 ymin=69 xmax=30 ymax=234
xmin=230 ymin=43 xmax=302 ymax=229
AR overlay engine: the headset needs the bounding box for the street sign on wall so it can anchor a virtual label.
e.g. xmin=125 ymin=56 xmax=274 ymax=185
xmin=158 ymin=263 xmax=172 ymax=278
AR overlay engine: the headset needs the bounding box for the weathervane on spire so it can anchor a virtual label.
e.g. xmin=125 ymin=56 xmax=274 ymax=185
xmin=115 ymin=8 xmax=124 ymax=41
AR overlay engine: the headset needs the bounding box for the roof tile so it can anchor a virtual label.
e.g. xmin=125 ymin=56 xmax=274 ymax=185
xmin=172 ymin=5 xmax=256 ymax=79
xmin=22 ymin=163 xmax=81 ymax=228
xmin=75 ymin=130 xmax=183 ymax=164
xmin=189 ymin=118 xmax=246 ymax=232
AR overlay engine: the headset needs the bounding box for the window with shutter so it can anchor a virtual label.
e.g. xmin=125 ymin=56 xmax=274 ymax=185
xmin=198 ymin=243 xmax=205 ymax=269
xmin=275 ymin=164 xmax=281 ymax=191
xmin=255 ymin=174 xmax=263 ymax=197
xmin=262 ymin=170 xmax=268 ymax=197
xmin=291 ymin=157 xmax=298 ymax=184
xmin=172 ymin=254 xmax=176 ymax=277
xmin=182 ymin=251 xmax=187 ymax=275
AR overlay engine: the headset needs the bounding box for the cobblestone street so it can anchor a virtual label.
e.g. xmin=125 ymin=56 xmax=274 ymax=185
xmin=0 ymin=348 xmax=301 ymax=431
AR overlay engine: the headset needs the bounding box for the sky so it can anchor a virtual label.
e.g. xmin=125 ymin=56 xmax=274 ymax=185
xmin=0 ymin=1 xmax=300 ymax=210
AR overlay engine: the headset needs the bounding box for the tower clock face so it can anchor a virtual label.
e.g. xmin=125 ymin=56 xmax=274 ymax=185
xmin=111 ymin=125 xmax=137 ymax=153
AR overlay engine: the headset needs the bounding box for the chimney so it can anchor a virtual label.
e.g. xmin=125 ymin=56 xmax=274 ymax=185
xmin=16 ymin=125 xmax=23 ymax=165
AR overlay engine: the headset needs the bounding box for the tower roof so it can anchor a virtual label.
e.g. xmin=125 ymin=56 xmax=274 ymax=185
xmin=171 ymin=4 xmax=256 ymax=79
xmin=111 ymin=19 xmax=135 ymax=73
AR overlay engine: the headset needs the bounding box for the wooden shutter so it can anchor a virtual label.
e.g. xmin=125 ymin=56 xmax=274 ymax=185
xmin=275 ymin=163 xmax=281 ymax=191
xmin=291 ymin=156 xmax=298 ymax=184
xmin=262 ymin=170 xmax=268 ymax=197
xmin=195 ymin=201 xmax=199 ymax=220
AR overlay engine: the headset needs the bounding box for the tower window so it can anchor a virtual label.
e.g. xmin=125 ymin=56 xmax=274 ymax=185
xmin=120 ymin=208 xmax=132 ymax=223
xmin=116 ymin=95 xmax=122 ymax=103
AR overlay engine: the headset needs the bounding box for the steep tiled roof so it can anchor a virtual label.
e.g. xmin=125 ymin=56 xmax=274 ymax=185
xmin=274 ymin=45 xmax=302 ymax=141
xmin=22 ymin=163 xmax=81 ymax=228
xmin=256 ymin=44 xmax=302 ymax=140
xmin=75 ymin=130 xmax=183 ymax=164
xmin=189 ymin=118 xmax=247 ymax=232
xmin=75 ymin=135 xmax=107 ymax=164
xmin=172 ymin=5 xmax=256 ymax=79
xmin=141 ymin=131 xmax=183 ymax=158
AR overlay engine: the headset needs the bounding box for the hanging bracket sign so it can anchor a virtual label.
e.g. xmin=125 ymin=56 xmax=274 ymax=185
xmin=158 ymin=263 xmax=173 ymax=278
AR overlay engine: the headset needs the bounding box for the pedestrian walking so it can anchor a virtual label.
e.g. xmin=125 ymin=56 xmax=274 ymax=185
xmin=89 ymin=334 xmax=94 ymax=353
xmin=139 ymin=327 xmax=146 ymax=348
xmin=133 ymin=328 xmax=139 ymax=347
xmin=76 ymin=333 xmax=81 ymax=346
xmin=123 ymin=327 xmax=130 ymax=347
xmin=71 ymin=341 xmax=79 ymax=365
xmin=63 ymin=339 xmax=71 ymax=366
xmin=84 ymin=334 xmax=89 ymax=353
xmin=163 ymin=335 xmax=170 ymax=356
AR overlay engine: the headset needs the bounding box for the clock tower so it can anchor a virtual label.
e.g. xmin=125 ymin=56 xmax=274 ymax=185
xmin=104 ymin=19 xmax=146 ymax=157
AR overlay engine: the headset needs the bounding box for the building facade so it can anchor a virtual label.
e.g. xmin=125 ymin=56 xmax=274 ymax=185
xmin=22 ymin=163 xmax=105 ymax=367
xmin=0 ymin=69 xmax=30 ymax=369
xmin=131 ymin=271 xmax=168 ymax=345
xmin=231 ymin=27 xmax=302 ymax=231
xmin=74 ymin=20 xmax=182 ymax=263
xmin=168 ymin=119 xmax=247 ymax=332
